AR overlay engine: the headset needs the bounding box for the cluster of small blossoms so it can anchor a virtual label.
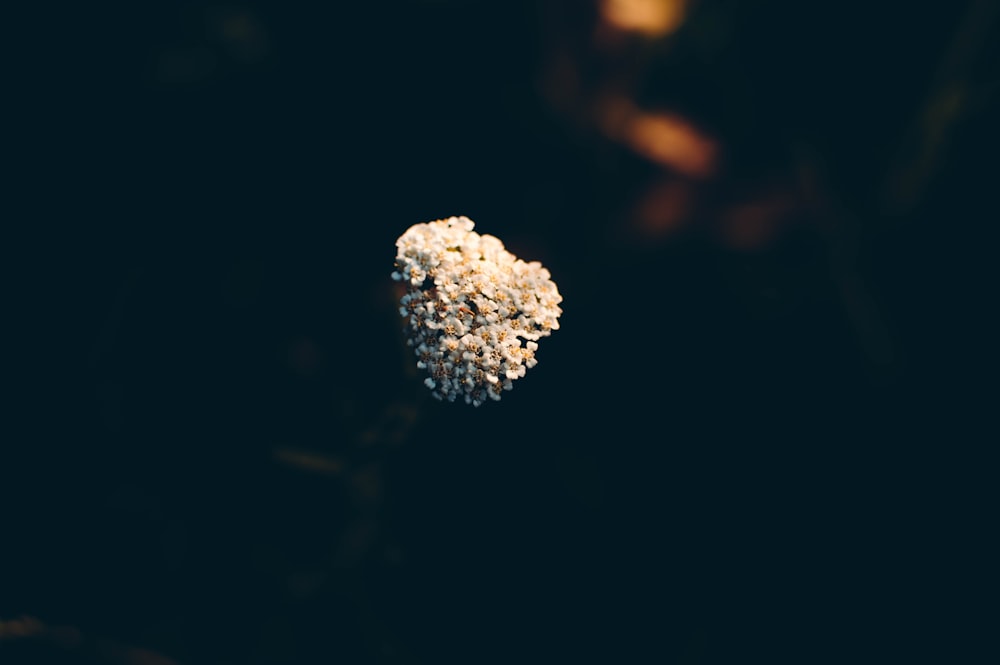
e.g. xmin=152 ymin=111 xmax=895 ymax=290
xmin=392 ymin=216 xmax=563 ymax=406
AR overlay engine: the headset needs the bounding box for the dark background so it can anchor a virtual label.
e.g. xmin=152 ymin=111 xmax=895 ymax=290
xmin=5 ymin=1 xmax=996 ymax=663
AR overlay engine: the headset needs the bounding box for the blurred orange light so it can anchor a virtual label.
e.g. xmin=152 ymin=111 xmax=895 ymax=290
xmin=599 ymin=0 xmax=689 ymax=37
xmin=633 ymin=178 xmax=696 ymax=238
xmin=625 ymin=111 xmax=719 ymax=179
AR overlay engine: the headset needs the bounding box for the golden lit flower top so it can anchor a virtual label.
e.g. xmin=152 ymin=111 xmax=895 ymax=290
xmin=392 ymin=216 xmax=563 ymax=406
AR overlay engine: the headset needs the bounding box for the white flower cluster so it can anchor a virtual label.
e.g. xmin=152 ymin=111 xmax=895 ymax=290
xmin=392 ymin=216 xmax=563 ymax=406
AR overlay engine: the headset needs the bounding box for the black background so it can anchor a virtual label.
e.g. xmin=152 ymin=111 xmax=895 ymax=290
xmin=5 ymin=1 xmax=996 ymax=663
